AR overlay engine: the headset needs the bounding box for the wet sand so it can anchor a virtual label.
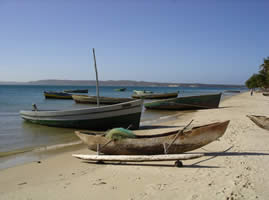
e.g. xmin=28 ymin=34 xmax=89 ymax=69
xmin=1 ymin=91 xmax=269 ymax=199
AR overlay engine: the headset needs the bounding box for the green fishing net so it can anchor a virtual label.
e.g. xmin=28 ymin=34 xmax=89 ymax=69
xmin=105 ymin=128 xmax=136 ymax=140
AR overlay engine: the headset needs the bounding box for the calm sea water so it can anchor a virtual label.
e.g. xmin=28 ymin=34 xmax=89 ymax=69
xmin=0 ymin=84 xmax=245 ymax=169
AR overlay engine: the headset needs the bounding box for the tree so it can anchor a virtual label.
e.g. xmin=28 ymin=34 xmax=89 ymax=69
xmin=245 ymin=74 xmax=264 ymax=89
xmin=246 ymin=57 xmax=269 ymax=89
xmin=259 ymin=57 xmax=269 ymax=88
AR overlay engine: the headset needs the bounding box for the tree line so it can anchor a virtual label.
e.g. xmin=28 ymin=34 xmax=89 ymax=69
xmin=245 ymin=57 xmax=269 ymax=89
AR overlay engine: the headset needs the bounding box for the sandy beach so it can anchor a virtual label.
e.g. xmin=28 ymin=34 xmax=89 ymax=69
xmin=1 ymin=91 xmax=269 ymax=199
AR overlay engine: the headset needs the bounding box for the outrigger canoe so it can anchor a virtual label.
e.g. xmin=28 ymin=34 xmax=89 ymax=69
xmin=144 ymin=93 xmax=222 ymax=110
xmin=72 ymin=95 xmax=133 ymax=105
xmin=132 ymin=91 xmax=178 ymax=99
xmin=44 ymin=91 xmax=73 ymax=99
xmin=247 ymin=115 xmax=269 ymax=130
xmin=20 ymin=99 xmax=143 ymax=130
xmin=75 ymin=120 xmax=230 ymax=155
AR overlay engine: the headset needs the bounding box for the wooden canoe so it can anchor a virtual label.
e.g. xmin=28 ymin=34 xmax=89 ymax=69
xmin=72 ymin=95 xmax=133 ymax=105
xmin=144 ymin=93 xmax=222 ymax=110
xmin=75 ymin=120 xmax=230 ymax=155
xmin=132 ymin=91 xmax=178 ymax=99
xmin=247 ymin=115 xmax=269 ymax=130
xmin=63 ymin=89 xmax=88 ymax=93
xmin=44 ymin=91 xmax=73 ymax=99
xmin=20 ymin=99 xmax=143 ymax=130
xmin=262 ymin=92 xmax=269 ymax=96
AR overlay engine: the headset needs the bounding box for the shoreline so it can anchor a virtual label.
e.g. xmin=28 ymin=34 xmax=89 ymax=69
xmin=0 ymin=92 xmax=235 ymax=171
xmin=0 ymin=108 xmax=196 ymax=170
xmin=4 ymin=91 xmax=269 ymax=199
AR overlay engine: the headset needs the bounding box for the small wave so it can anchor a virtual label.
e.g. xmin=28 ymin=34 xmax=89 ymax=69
xmin=0 ymin=147 xmax=34 ymax=158
xmin=33 ymin=141 xmax=82 ymax=152
xmin=0 ymin=141 xmax=82 ymax=158
xmin=0 ymin=112 xmax=20 ymax=116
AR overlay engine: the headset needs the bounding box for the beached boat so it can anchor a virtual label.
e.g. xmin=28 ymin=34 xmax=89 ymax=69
xmin=247 ymin=115 xmax=269 ymax=130
xmin=224 ymin=90 xmax=240 ymax=93
xmin=144 ymin=93 xmax=222 ymax=110
xmin=262 ymin=92 xmax=269 ymax=96
xmin=133 ymin=90 xmax=153 ymax=95
xmin=20 ymin=99 xmax=143 ymax=130
xmin=75 ymin=120 xmax=230 ymax=155
xmin=44 ymin=91 xmax=73 ymax=99
xmin=63 ymin=89 xmax=88 ymax=93
xmin=114 ymin=88 xmax=126 ymax=92
xmin=72 ymin=95 xmax=133 ymax=105
xmin=132 ymin=91 xmax=178 ymax=99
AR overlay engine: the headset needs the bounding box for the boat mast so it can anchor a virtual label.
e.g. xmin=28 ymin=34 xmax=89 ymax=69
xmin=92 ymin=48 xmax=100 ymax=107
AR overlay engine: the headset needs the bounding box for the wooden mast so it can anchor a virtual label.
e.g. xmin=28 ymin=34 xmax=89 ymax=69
xmin=92 ymin=48 xmax=100 ymax=107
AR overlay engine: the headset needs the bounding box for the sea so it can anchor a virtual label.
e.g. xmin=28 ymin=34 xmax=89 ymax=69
xmin=0 ymin=85 xmax=246 ymax=169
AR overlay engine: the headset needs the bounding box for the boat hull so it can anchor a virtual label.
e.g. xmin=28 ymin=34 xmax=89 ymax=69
xmin=247 ymin=115 xmax=269 ymax=130
xmin=72 ymin=95 xmax=133 ymax=105
xmin=114 ymin=88 xmax=126 ymax=92
xmin=225 ymin=90 xmax=240 ymax=93
xmin=63 ymin=89 xmax=88 ymax=93
xmin=133 ymin=90 xmax=153 ymax=95
xmin=20 ymin=100 xmax=143 ymax=130
xmin=75 ymin=120 xmax=230 ymax=155
xmin=144 ymin=93 xmax=221 ymax=110
xmin=44 ymin=92 xmax=73 ymax=99
xmin=132 ymin=92 xmax=178 ymax=99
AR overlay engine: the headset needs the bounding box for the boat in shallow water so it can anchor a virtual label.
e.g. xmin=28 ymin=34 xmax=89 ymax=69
xmin=132 ymin=91 xmax=178 ymax=99
xmin=72 ymin=95 xmax=133 ymax=105
xmin=144 ymin=93 xmax=222 ymax=110
xmin=133 ymin=90 xmax=153 ymax=95
xmin=20 ymin=99 xmax=143 ymax=130
xmin=44 ymin=91 xmax=73 ymax=99
xmin=247 ymin=115 xmax=269 ymax=130
xmin=63 ymin=89 xmax=88 ymax=93
xmin=224 ymin=90 xmax=240 ymax=93
xmin=75 ymin=120 xmax=230 ymax=155
xmin=114 ymin=88 xmax=126 ymax=92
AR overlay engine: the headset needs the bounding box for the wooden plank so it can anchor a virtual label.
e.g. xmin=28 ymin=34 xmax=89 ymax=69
xmin=72 ymin=153 xmax=204 ymax=162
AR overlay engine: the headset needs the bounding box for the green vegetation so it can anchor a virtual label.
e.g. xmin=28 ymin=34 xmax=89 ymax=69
xmin=246 ymin=57 xmax=269 ymax=89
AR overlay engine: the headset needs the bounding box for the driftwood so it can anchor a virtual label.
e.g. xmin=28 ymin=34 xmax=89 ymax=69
xmin=72 ymin=153 xmax=204 ymax=162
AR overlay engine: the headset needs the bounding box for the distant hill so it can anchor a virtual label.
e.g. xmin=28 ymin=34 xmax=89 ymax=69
xmin=0 ymin=81 xmax=24 ymax=85
xmin=0 ymin=79 xmax=246 ymax=88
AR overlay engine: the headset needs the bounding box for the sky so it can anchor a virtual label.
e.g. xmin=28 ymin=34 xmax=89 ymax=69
xmin=0 ymin=0 xmax=269 ymax=85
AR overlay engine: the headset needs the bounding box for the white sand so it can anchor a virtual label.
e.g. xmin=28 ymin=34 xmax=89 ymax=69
xmin=1 ymin=92 xmax=269 ymax=199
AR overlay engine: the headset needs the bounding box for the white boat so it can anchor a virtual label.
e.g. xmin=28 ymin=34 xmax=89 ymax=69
xmin=20 ymin=98 xmax=143 ymax=130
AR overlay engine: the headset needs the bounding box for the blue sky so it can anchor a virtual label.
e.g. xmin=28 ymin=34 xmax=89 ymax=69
xmin=0 ymin=0 xmax=269 ymax=84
